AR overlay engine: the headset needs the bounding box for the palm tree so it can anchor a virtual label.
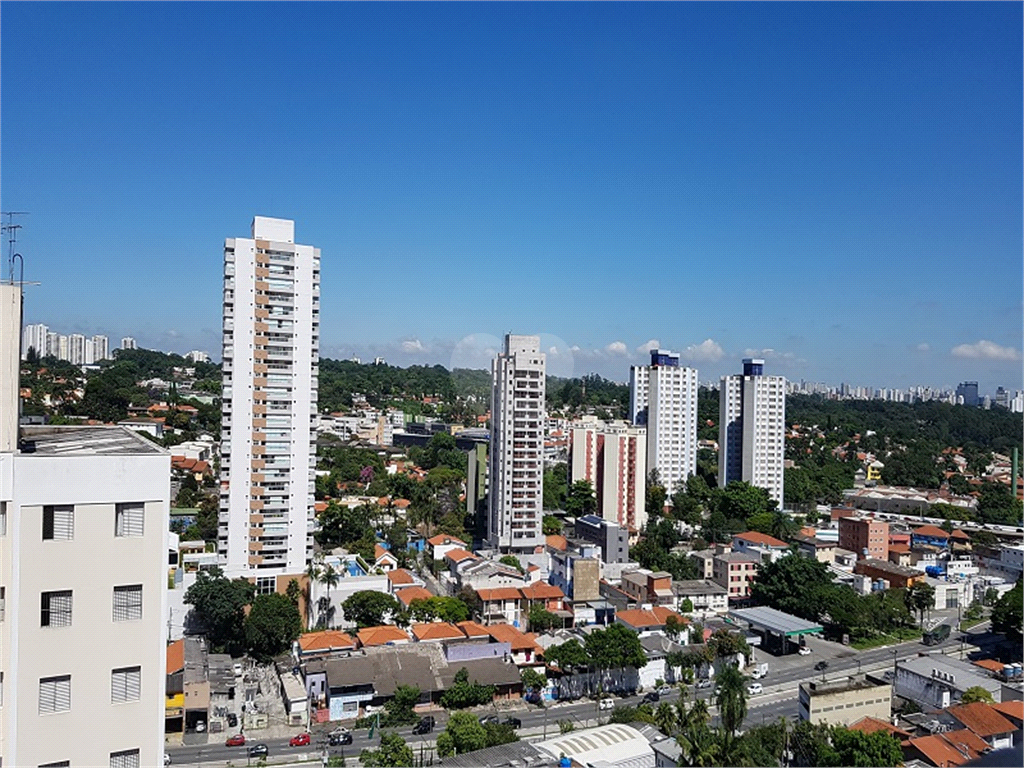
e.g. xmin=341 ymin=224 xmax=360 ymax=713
xmin=715 ymin=664 xmax=748 ymax=739
xmin=319 ymin=564 xmax=340 ymax=629
xmin=676 ymin=723 xmax=721 ymax=767
xmin=304 ymin=560 xmax=322 ymax=628
xmin=655 ymin=702 xmax=678 ymax=736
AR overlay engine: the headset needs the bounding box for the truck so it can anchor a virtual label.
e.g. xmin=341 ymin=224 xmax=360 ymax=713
xmin=922 ymin=624 xmax=951 ymax=646
xmin=750 ymin=662 xmax=769 ymax=679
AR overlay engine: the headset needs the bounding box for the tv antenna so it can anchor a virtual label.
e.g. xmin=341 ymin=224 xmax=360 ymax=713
xmin=1 ymin=212 xmax=37 ymax=286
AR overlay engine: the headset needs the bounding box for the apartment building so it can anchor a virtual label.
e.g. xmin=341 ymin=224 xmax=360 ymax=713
xmin=219 ymin=217 xmax=320 ymax=579
xmin=838 ymin=516 xmax=889 ymax=560
xmin=719 ymin=358 xmax=786 ymax=506
xmin=629 ymin=349 xmax=698 ymax=495
xmin=569 ymin=419 xmax=647 ymax=531
xmin=488 ymin=334 xmax=546 ymax=551
xmin=798 ymin=677 xmax=892 ymax=727
xmin=2 ymin=285 xmax=171 ymax=768
xmin=711 ymin=552 xmax=760 ymax=601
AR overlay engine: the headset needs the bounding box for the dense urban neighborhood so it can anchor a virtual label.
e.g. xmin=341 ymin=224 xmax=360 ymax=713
xmin=3 ymin=218 xmax=1022 ymax=768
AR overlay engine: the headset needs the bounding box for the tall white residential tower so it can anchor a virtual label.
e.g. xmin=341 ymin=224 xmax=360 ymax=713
xmin=629 ymin=349 xmax=699 ymax=496
xmin=488 ymin=334 xmax=546 ymax=552
xmin=219 ymin=217 xmax=320 ymax=579
xmin=718 ymin=358 xmax=786 ymax=506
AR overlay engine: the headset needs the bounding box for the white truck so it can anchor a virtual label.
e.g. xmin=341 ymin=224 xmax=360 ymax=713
xmin=750 ymin=662 xmax=769 ymax=679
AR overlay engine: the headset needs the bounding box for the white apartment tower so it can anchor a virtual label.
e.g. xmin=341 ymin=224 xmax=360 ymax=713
xmin=719 ymin=358 xmax=786 ymax=506
xmin=92 ymin=334 xmax=110 ymax=361
xmin=120 ymin=337 xmax=137 ymax=350
xmin=1 ymin=284 xmax=171 ymax=768
xmin=629 ymin=349 xmax=699 ymax=496
xmin=219 ymin=217 xmax=319 ymax=578
xmin=569 ymin=419 xmax=647 ymax=532
xmin=21 ymin=323 xmax=47 ymax=360
xmin=488 ymin=334 xmax=546 ymax=552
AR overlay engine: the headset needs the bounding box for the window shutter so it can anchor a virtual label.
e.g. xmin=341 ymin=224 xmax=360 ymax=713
xmin=39 ymin=675 xmax=71 ymax=714
xmin=116 ymin=504 xmax=145 ymax=537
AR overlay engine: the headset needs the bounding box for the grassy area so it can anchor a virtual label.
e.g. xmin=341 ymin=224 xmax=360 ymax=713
xmin=959 ymin=617 xmax=987 ymax=630
xmin=850 ymin=628 xmax=923 ymax=650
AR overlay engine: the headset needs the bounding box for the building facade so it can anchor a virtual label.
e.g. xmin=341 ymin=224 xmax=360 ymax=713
xmin=219 ymin=217 xmax=320 ymax=577
xmin=798 ymin=678 xmax=892 ymax=726
xmin=719 ymin=358 xmax=786 ymax=505
xmin=488 ymin=334 xmax=546 ymax=551
xmin=629 ymin=349 xmax=698 ymax=496
xmin=838 ymin=517 xmax=889 ymax=561
xmin=569 ymin=419 xmax=647 ymax=531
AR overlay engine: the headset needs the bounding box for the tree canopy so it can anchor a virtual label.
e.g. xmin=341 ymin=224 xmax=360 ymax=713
xmin=342 ymin=591 xmax=402 ymax=628
xmin=244 ymin=592 xmax=303 ymax=663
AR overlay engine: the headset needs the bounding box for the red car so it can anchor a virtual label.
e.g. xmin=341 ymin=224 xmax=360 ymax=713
xmin=289 ymin=733 xmax=311 ymax=747
xmin=225 ymin=734 xmax=246 ymax=747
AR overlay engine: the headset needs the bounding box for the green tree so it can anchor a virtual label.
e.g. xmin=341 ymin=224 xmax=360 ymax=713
xmin=544 ymin=638 xmax=590 ymax=673
xmin=436 ymin=712 xmax=488 ymax=757
xmin=960 ymin=685 xmax=995 ymax=704
xmin=499 ymin=554 xmax=524 ymax=573
xmin=381 ymin=685 xmax=421 ymax=726
xmin=906 ymin=581 xmax=936 ymax=628
xmin=647 ymin=470 xmax=667 ymax=518
xmin=528 ymin=603 xmax=559 ymax=633
xmin=716 ymin=481 xmax=777 ymax=519
xmin=565 ymin=479 xmax=598 ymax=516
xmin=520 ymin=667 xmax=546 ymax=692
xmin=714 ymin=664 xmax=747 ymax=738
xmin=542 ymin=515 xmax=563 ymax=535
xmin=750 ymin=554 xmax=836 ymax=623
xmin=584 ymin=623 xmax=647 ymax=691
xmin=440 ymin=667 xmax=496 ymax=709
xmin=991 ymin=577 xmax=1023 ymax=643
xmin=543 ymin=464 xmax=568 ymax=510
xmin=183 ymin=567 xmax=255 ymax=656
xmin=408 ymin=596 xmax=470 ymax=624
xmin=359 ymin=732 xmax=414 ymax=767
xmin=244 ymin=592 xmax=303 ymax=662
xmin=342 ymin=591 xmax=401 ymax=628
xmin=483 ymin=722 xmax=520 ymax=748
xmin=831 ymin=726 xmax=903 ymax=767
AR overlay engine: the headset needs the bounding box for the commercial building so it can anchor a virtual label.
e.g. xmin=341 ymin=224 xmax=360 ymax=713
xmin=628 ymin=349 xmax=699 ymax=495
xmin=853 ymin=557 xmax=925 ymax=589
xmin=219 ymin=217 xmax=320 ymax=578
xmin=956 ymin=381 xmax=980 ymax=407
xmin=838 ymin=516 xmax=889 ymax=560
xmin=719 ymin=358 xmax=786 ymax=505
xmin=895 ymin=655 xmax=1003 ymax=710
xmin=673 ymin=579 xmax=729 ymax=616
xmin=798 ymin=677 xmax=892 ymax=727
xmin=1 ymin=293 xmax=172 ymax=768
xmin=574 ymin=514 xmax=630 ymax=563
xmin=488 ymin=334 xmax=546 ymax=551
xmin=569 ymin=418 xmax=647 ymax=531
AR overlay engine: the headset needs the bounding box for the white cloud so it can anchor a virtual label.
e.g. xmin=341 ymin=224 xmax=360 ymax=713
xmin=637 ymin=339 xmax=660 ymax=353
xmin=916 ymin=343 xmax=930 ymax=352
xmin=401 ymin=338 xmax=425 ymax=353
xmin=743 ymin=347 xmax=796 ymax=360
xmin=605 ymin=341 xmax=628 ymax=355
xmin=680 ymin=338 xmax=725 ymax=362
xmin=950 ymin=340 xmax=1020 ymax=361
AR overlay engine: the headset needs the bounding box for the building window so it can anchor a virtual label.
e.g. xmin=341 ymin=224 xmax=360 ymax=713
xmin=42 ymin=505 xmax=74 ymax=541
xmin=111 ymin=667 xmax=141 ymax=704
xmin=41 ymin=590 xmax=73 ymax=627
xmin=39 ymin=675 xmax=71 ymax=714
xmin=115 ymin=504 xmax=145 ymax=537
xmin=112 ymin=585 xmax=143 ymax=621
xmin=255 ymin=576 xmax=276 ymax=595
xmin=0 ymin=501 xmax=7 ymax=535
xmin=110 ymin=751 xmax=139 ymax=768
xmin=39 ymin=763 xmax=71 ymax=768
xmin=0 ymin=586 xmax=5 ymax=622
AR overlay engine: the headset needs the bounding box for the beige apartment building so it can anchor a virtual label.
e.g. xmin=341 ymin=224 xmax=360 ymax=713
xmin=798 ymin=677 xmax=892 ymax=727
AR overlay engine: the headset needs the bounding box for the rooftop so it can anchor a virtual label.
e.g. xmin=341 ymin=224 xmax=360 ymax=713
xmin=19 ymin=425 xmax=167 ymax=456
xmin=801 ymin=676 xmax=889 ymax=696
xmin=729 ymin=605 xmax=824 ymax=636
xmin=734 ymin=531 xmax=789 ymax=548
xmin=854 ymin=557 xmax=925 ymax=579
xmin=947 ymin=702 xmax=1018 ymax=737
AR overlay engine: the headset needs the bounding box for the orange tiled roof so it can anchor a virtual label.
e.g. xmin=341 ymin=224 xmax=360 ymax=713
xmin=848 ymin=716 xmax=911 ymax=739
xmin=428 ymin=534 xmax=466 ymax=547
xmin=299 ymin=630 xmax=357 ymax=652
xmin=947 ymin=702 xmax=1017 ymax=737
xmin=913 ymin=524 xmax=950 ymax=538
xmin=394 ymin=499 xmax=411 ymax=508
xmin=973 ymin=659 xmax=1006 ymax=674
xmin=444 ymin=548 xmax=477 ymax=563
xmin=386 ymin=569 xmax=415 ymax=586
xmin=949 ymin=529 xmax=971 ymax=540
xmin=166 ymin=639 xmax=185 ymax=674
xmin=477 ymin=587 xmax=523 ymax=602
xmin=889 ymin=544 xmax=911 ymax=553
xmin=375 ymin=544 xmax=395 ymax=561
xmin=520 ymin=582 xmax=564 ymax=601
xmin=991 ymin=700 xmax=1023 ymax=723
xmin=734 ymin=531 xmax=789 ymax=548
xmin=411 ymin=622 xmax=466 ymax=641
xmin=615 ymin=609 xmax=665 ymax=628
xmin=395 ymin=586 xmax=434 ymax=607
xmin=485 ymin=622 xmax=542 ymax=652
xmin=357 ymin=625 xmax=410 ymax=647
xmin=907 ymin=733 xmax=970 ymax=767
xmin=651 ymin=606 xmax=689 ymax=624
xmin=545 ymin=535 xmax=568 ymax=551
xmin=940 ymin=729 xmax=990 ymax=762
xmin=314 ymin=501 xmax=328 ymax=513
xmin=456 ymin=620 xmax=491 ymax=637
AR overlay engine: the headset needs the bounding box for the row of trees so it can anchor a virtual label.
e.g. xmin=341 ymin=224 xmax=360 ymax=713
xmin=544 ymin=623 xmax=647 ymax=694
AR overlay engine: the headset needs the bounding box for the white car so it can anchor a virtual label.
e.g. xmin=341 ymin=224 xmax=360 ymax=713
xmin=656 ymin=685 xmax=672 ymax=695
xmin=233 ymin=662 xmax=243 ymax=676
xmin=696 ymin=679 xmax=712 ymax=689
xmin=599 ymin=697 xmax=615 ymax=710
xmin=798 ymin=646 xmax=812 ymax=656
xmin=747 ymin=683 xmax=763 ymax=695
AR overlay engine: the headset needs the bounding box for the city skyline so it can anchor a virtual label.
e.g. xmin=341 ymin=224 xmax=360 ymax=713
xmin=1 ymin=3 xmax=1021 ymax=390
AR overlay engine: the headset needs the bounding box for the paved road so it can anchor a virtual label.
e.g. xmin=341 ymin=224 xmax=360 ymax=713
xmin=167 ymin=621 xmax=993 ymax=765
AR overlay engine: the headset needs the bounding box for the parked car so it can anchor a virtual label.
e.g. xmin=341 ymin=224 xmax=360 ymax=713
xmin=247 ymin=744 xmax=269 ymax=758
xmin=642 ymin=691 xmax=660 ymax=704
xmin=599 ymin=697 xmax=615 ymax=710
xmin=289 ymin=733 xmax=311 ymax=747
xmin=696 ymin=679 xmax=712 ymax=689
xmin=233 ymin=662 xmax=243 ymax=676
xmin=656 ymin=685 xmax=672 ymax=696
xmin=747 ymin=683 xmax=763 ymax=695
xmin=814 ymin=661 xmax=828 ymax=672
xmin=163 ymin=755 xmax=171 ymax=767
xmin=798 ymin=646 xmax=812 ymax=656
xmin=329 ymin=731 xmax=354 ymax=746
xmin=413 ymin=716 xmax=435 ymax=735
xmin=502 ymin=717 xmax=522 ymax=729
xmin=226 ymin=712 xmax=237 ymax=728
xmin=479 ymin=715 xmax=500 ymax=725
xmin=225 ymin=734 xmax=246 ymax=747
xmin=194 ymin=721 xmax=206 ymax=733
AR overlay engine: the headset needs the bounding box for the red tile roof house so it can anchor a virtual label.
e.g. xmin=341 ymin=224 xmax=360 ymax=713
xmin=297 ymin=630 xmax=358 ymax=661
xmin=394 ymin=586 xmax=434 ymax=610
xmin=615 ymin=607 xmax=690 ymax=642
xmin=476 ymin=587 xmax=524 ymax=627
xmin=356 ymin=625 xmax=411 ymax=648
xmin=731 ymin=531 xmax=791 ymax=564
xmin=374 ymin=544 xmax=399 ymax=572
xmin=444 ymin=547 xmax=479 ymax=577
xmin=385 ymin=568 xmax=417 ymax=593
xmin=410 ymin=622 xmax=467 ymax=642
xmin=484 ymin=622 xmax=544 ymax=666
xmin=943 ymin=702 xmax=1018 ymax=751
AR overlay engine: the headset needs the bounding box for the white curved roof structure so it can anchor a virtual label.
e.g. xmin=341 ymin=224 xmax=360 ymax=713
xmin=535 ymin=724 xmax=655 ymax=768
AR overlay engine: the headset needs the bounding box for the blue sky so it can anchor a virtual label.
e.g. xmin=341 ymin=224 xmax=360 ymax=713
xmin=2 ymin=2 xmax=1021 ymax=391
